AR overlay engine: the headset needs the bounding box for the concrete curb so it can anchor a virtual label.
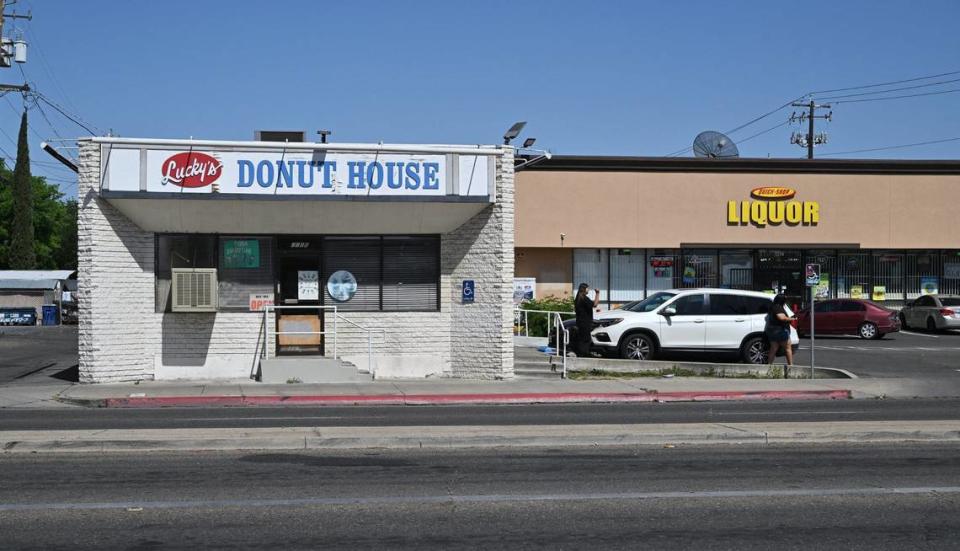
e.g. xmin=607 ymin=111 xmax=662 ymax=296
xmin=1 ymin=420 xmax=956 ymax=454
xmin=564 ymin=356 xmax=856 ymax=379
xmin=61 ymin=389 xmax=853 ymax=408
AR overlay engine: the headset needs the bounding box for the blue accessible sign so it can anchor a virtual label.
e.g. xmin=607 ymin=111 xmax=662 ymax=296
xmin=462 ymin=280 xmax=475 ymax=304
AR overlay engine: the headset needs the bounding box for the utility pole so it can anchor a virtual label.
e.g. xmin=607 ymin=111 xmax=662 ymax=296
xmin=0 ymin=0 xmax=31 ymax=93
xmin=789 ymin=101 xmax=832 ymax=159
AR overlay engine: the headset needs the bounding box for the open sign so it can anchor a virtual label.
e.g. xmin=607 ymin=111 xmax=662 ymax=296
xmin=249 ymin=293 xmax=275 ymax=312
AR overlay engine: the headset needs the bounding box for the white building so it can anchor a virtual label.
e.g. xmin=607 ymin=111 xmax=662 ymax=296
xmin=78 ymin=137 xmax=515 ymax=383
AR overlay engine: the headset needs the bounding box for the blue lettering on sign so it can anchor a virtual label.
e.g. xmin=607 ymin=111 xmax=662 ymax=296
xmin=321 ymin=161 xmax=336 ymax=188
xmin=294 ymin=160 xmax=313 ymax=188
xmin=256 ymin=160 xmax=274 ymax=188
xmin=231 ymin=158 xmax=442 ymax=192
xmin=276 ymin=160 xmax=296 ymax=188
xmin=347 ymin=161 xmax=366 ymax=189
xmin=386 ymin=162 xmax=403 ymax=189
xmin=366 ymin=162 xmax=384 ymax=189
xmin=237 ymin=160 xmax=254 ymax=187
xmin=404 ymin=162 xmax=421 ymax=189
xmin=423 ymin=162 xmax=440 ymax=190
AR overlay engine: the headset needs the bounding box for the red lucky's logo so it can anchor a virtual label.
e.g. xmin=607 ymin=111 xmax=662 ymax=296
xmin=160 ymin=152 xmax=223 ymax=188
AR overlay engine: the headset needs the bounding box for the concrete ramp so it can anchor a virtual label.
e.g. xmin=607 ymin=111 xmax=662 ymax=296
xmin=259 ymin=357 xmax=372 ymax=384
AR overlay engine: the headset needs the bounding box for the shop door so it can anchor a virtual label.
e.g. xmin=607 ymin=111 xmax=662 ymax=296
xmin=754 ymin=250 xmax=803 ymax=309
xmin=276 ymin=254 xmax=324 ymax=356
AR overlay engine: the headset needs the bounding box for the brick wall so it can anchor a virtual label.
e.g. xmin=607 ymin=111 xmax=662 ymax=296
xmin=78 ymin=141 xmax=514 ymax=382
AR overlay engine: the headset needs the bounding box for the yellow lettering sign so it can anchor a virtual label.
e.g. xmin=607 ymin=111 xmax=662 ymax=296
xmin=726 ymin=196 xmax=820 ymax=227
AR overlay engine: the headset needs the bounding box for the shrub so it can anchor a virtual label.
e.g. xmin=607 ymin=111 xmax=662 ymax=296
xmin=516 ymin=295 xmax=575 ymax=337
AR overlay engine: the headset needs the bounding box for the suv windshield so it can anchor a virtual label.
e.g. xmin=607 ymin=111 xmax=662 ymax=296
xmin=625 ymin=292 xmax=676 ymax=313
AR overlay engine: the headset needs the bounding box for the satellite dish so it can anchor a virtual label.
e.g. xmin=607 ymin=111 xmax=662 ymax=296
xmin=693 ymin=131 xmax=740 ymax=158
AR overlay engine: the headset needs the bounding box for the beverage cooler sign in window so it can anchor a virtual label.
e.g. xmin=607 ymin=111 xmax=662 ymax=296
xmin=327 ymin=270 xmax=358 ymax=302
xmin=650 ymin=257 xmax=674 ymax=278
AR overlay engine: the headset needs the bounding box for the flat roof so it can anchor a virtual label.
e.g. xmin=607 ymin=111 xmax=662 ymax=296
xmin=516 ymin=155 xmax=960 ymax=175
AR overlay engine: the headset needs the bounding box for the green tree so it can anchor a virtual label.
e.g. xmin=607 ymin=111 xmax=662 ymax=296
xmin=8 ymin=111 xmax=35 ymax=268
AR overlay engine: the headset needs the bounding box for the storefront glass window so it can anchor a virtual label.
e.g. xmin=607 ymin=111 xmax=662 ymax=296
xmin=573 ymin=249 xmax=608 ymax=302
xmin=719 ymin=249 xmax=752 ymax=289
xmin=322 ymin=237 xmax=381 ymax=311
xmin=610 ymin=248 xmax=645 ymax=304
xmin=805 ymin=250 xmax=836 ymax=301
xmin=382 ymin=236 xmax=440 ymax=311
xmin=680 ymin=250 xmax=717 ymax=288
xmin=835 ymin=251 xmax=870 ymax=300
xmin=906 ymin=252 xmax=942 ymax=299
xmin=217 ymin=237 xmax=275 ymax=310
xmin=155 ymin=235 xmax=217 ymax=312
xmin=872 ymin=251 xmax=904 ymax=303
xmin=646 ymin=249 xmax=679 ymax=296
xmin=941 ymin=252 xmax=960 ymax=296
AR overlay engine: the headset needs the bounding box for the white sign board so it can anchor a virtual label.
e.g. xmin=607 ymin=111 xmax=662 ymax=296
xmin=297 ymin=271 xmax=319 ymax=301
xmin=249 ymin=293 xmax=274 ymax=312
xmin=513 ymin=277 xmax=536 ymax=305
xmin=105 ymin=147 xmax=491 ymax=198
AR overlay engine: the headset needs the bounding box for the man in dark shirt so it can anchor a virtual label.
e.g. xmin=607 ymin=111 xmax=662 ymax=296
xmin=574 ymin=282 xmax=601 ymax=356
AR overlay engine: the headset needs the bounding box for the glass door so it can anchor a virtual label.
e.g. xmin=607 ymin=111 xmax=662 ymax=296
xmin=276 ymin=253 xmax=324 ymax=356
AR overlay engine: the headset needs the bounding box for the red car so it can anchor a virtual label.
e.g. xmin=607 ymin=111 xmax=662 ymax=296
xmin=795 ymin=299 xmax=900 ymax=339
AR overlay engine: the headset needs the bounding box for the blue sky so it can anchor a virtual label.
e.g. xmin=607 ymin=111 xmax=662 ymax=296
xmin=4 ymin=0 xmax=960 ymax=194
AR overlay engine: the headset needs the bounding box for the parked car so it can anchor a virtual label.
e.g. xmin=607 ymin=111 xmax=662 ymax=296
xmin=794 ymin=299 xmax=900 ymax=339
xmin=899 ymin=294 xmax=960 ymax=331
xmin=555 ymin=289 xmax=798 ymax=364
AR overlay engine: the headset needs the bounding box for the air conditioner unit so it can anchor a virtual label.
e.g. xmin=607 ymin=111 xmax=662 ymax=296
xmin=171 ymin=268 xmax=218 ymax=312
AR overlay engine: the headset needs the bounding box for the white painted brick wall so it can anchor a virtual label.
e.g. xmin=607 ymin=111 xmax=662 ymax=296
xmin=78 ymin=142 xmax=514 ymax=382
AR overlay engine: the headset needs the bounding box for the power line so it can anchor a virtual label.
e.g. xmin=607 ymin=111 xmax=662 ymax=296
xmin=815 ymin=76 xmax=960 ymax=101
xmin=832 ymin=87 xmax=960 ymax=104
xmin=819 ymin=136 xmax=960 ymax=157
xmin=738 ymin=119 xmax=791 ymax=144
xmin=809 ymin=69 xmax=960 ymax=95
xmin=33 ymin=92 xmax=102 ymax=135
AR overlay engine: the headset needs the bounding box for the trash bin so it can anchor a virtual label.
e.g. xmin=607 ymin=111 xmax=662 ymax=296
xmin=41 ymin=304 xmax=59 ymax=326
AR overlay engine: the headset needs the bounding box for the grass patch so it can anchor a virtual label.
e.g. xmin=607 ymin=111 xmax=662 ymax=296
xmin=568 ymin=366 xmax=786 ymax=380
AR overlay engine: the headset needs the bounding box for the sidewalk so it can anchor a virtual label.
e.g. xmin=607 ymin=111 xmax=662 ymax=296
xmin=24 ymin=374 xmax=956 ymax=409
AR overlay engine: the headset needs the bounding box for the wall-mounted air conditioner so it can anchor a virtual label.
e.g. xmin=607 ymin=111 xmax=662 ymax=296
xmin=171 ymin=268 xmax=218 ymax=312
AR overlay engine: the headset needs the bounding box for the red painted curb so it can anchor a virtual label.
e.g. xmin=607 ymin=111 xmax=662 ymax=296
xmin=101 ymin=389 xmax=850 ymax=408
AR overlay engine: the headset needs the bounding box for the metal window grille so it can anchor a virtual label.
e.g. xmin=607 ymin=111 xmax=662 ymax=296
xmin=872 ymin=252 xmax=904 ymax=303
xmin=610 ymin=249 xmax=645 ymax=302
xmin=573 ymin=249 xmax=609 ymax=302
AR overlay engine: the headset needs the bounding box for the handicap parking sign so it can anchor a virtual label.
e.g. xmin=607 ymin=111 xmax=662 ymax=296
xmin=462 ymin=280 xmax=475 ymax=303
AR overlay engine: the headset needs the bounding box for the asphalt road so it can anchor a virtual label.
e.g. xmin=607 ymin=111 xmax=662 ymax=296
xmin=3 ymin=398 xmax=960 ymax=431
xmin=1 ymin=444 xmax=958 ymax=549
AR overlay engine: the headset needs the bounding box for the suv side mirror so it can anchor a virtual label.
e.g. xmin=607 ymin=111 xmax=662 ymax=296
xmin=661 ymin=306 xmax=677 ymax=317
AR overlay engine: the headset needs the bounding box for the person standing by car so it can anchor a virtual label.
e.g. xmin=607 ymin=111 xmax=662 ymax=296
xmin=574 ymin=283 xmax=601 ymax=356
xmin=766 ymin=294 xmax=795 ymax=366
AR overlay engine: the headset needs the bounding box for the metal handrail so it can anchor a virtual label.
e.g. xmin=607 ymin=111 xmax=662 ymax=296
xmin=513 ymin=307 xmax=575 ymax=337
xmin=260 ymin=305 xmax=386 ymax=379
xmin=549 ymin=312 xmax=570 ymax=378
xmin=334 ymin=314 xmax=387 ymax=378
xmin=262 ymin=305 xmax=339 ymax=360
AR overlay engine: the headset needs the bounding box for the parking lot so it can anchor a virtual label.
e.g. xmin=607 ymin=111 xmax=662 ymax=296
xmin=2 ymin=324 xmax=960 ymax=384
xmin=0 ymin=326 xmax=78 ymax=384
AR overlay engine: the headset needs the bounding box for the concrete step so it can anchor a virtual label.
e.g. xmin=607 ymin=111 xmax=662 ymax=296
xmin=259 ymin=357 xmax=373 ymax=383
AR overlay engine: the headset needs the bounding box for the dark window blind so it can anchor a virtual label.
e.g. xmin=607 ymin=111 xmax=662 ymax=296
xmin=322 ymin=237 xmax=381 ymax=311
xmin=382 ymin=236 xmax=439 ymax=311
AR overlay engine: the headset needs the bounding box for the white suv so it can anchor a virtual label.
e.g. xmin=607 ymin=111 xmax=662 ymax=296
xmin=590 ymin=289 xmax=799 ymax=364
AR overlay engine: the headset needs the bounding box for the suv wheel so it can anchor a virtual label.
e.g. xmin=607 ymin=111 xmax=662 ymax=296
xmin=741 ymin=336 xmax=769 ymax=365
xmin=620 ymin=333 xmax=655 ymax=361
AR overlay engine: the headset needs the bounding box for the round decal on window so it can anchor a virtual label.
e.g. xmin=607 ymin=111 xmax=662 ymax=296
xmin=327 ymin=270 xmax=358 ymax=302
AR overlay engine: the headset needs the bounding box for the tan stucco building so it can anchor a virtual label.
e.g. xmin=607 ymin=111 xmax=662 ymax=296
xmin=515 ymin=156 xmax=960 ymax=310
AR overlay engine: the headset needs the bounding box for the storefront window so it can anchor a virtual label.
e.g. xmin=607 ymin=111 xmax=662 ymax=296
xmin=646 ymin=249 xmax=679 ymax=296
xmin=322 ymin=237 xmax=382 ymax=311
xmin=941 ymin=252 xmax=960 ymax=296
xmin=573 ymin=249 xmax=609 ymax=302
xmin=218 ymin=237 xmax=274 ymax=310
xmin=720 ymin=249 xmax=752 ymax=289
xmin=155 ymin=235 xmax=217 ymax=312
xmin=610 ymin=248 xmax=645 ymax=304
xmin=382 ymin=237 xmax=440 ymax=311
xmin=835 ymin=251 xmax=870 ymax=300
xmin=680 ymin=250 xmax=717 ymax=288
xmin=906 ymin=252 xmax=942 ymax=299
xmin=872 ymin=251 xmax=904 ymax=303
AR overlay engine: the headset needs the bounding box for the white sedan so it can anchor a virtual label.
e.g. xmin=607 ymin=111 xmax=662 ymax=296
xmin=899 ymin=294 xmax=960 ymax=331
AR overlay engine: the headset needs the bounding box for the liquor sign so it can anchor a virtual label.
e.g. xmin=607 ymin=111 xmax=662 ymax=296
xmin=727 ymin=187 xmax=820 ymax=227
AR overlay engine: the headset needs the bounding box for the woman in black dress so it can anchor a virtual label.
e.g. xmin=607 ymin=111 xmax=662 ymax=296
xmin=766 ymin=294 xmax=796 ymax=366
xmin=574 ymin=283 xmax=601 ymax=356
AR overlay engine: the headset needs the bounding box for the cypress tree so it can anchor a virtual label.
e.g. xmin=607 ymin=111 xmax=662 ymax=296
xmin=9 ymin=110 xmax=34 ymax=268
